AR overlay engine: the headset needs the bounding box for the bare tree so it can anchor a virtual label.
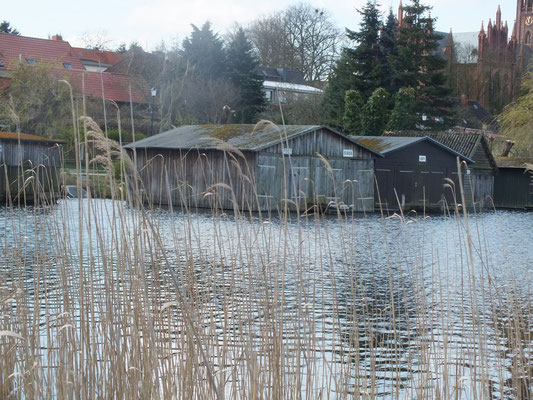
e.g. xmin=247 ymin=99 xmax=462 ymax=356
xmin=248 ymin=3 xmax=341 ymax=82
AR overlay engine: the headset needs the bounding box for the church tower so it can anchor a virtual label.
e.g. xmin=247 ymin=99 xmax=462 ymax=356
xmin=517 ymin=0 xmax=533 ymax=47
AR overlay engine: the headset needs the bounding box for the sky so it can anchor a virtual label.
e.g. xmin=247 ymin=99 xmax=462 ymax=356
xmin=3 ymin=0 xmax=515 ymax=51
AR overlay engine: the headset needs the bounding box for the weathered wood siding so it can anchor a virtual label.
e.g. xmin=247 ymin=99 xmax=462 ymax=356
xmin=134 ymin=148 xmax=258 ymax=211
xmin=262 ymin=128 xmax=373 ymax=159
xmin=0 ymin=140 xmax=61 ymax=202
xmin=131 ymin=128 xmax=376 ymax=212
xmin=255 ymin=154 xmax=374 ymax=211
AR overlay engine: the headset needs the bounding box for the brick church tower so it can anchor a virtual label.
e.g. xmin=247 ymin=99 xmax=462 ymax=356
xmin=516 ymin=0 xmax=533 ymax=48
xmin=473 ymin=5 xmax=520 ymax=111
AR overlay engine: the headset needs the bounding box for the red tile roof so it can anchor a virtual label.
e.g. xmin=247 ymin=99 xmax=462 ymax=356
xmin=0 ymin=33 xmax=149 ymax=104
xmin=62 ymin=70 xmax=148 ymax=103
xmin=72 ymin=47 xmax=122 ymax=66
xmin=0 ymin=32 xmax=85 ymax=70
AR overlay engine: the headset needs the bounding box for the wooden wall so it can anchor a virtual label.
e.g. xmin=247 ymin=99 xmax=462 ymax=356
xmin=0 ymin=140 xmax=61 ymax=203
xmin=493 ymin=168 xmax=533 ymax=209
xmin=134 ymin=148 xmax=258 ymax=211
xmin=131 ymin=128 xmax=376 ymax=212
xmin=374 ymin=142 xmax=462 ymax=212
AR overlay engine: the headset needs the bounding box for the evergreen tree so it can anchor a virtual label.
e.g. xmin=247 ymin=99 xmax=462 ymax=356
xmin=344 ymin=1 xmax=388 ymax=98
xmin=379 ymin=9 xmax=398 ymax=92
xmin=323 ymin=52 xmax=356 ymax=129
xmin=343 ymin=90 xmax=365 ymax=135
xmin=225 ymin=28 xmax=265 ymax=123
xmin=387 ymin=87 xmax=418 ymax=130
xmin=362 ymin=87 xmax=390 ymax=136
xmin=323 ymin=1 xmax=394 ymax=130
xmin=181 ymin=22 xmax=226 ymax=80
xmin=0 ymin=21 xmax=19 ymax=35
xmin=391 ymin=0 xmax=453 ymax=130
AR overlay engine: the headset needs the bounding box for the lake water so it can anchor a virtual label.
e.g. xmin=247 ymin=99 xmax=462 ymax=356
xmin=1 ymin=199 xmax=531 ymax=399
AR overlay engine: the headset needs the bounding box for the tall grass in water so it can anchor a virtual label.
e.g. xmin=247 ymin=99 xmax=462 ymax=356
xmin=0 ymin=118 xmax=531 ymax=399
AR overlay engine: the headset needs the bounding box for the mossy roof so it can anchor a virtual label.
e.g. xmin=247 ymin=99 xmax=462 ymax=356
xmin=0 ymin=132 xmax=63 ymax=144
xmin=125 ymin=124 xmax=380 ymax=155
xmin=353 ymin=136 xmax=474 ymax=163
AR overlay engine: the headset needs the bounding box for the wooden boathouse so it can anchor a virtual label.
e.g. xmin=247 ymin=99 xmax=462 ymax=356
xmin=493 ymin=158 xmax=533 ymax=209
xmin=125 ymin=124 xmax=380 ymax=212
xmin=386 ymin=130 xmax=498 ymax=208
xmin=0 ymin=132 xmax=62 ymax=203
xmin=353 ymin=136 xmax=472 ymax=211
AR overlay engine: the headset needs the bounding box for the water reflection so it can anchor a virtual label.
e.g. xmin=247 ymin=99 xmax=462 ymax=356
xmin=1 ymin=200 xmax=532 ymax=398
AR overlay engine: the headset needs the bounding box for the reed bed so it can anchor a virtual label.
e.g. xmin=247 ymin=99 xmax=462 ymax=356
xmin=0 ymin=119 xmax=531 ymax=399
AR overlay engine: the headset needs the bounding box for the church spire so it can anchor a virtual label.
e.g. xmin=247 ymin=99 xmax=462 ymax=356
xmin=496 ymin=5 xmax=502 ymax=28
xmin=398 ymin=0 xmax=404 ymax=27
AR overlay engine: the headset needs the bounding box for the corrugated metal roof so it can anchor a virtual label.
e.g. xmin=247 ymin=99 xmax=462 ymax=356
xmin=0 ymin=132 xmax=63 ymax=143
xmin=125 ymin=124 xmax=381 ymax=155
xmin=354 ymin=135 xmax=474 ymax=162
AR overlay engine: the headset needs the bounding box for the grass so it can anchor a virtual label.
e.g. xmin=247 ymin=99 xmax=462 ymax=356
xmin=0 ymin=118 xmax=531 ymax=399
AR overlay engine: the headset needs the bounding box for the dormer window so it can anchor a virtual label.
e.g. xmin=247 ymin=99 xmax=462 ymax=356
xmin=26 ymin=58 xmax=36 ymax=65
xmin=63 ymin=62 xmax=73 ymax=69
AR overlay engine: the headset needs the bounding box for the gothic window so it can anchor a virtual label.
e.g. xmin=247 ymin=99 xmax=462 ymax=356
xmin=526 ymin=31 xmax=532 ymax=44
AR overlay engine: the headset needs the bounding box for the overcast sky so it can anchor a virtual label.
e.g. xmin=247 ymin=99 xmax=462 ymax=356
xmin=3 ymin=0 xmax=514 ymax=50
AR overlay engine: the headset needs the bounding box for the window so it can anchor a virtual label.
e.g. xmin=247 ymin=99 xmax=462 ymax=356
xmin=63 ymin=62 xmax=73 ymax=69
xmin=26 ymin=58 xmax=36 ymax=65
xmin=264 ymin=90 xmax=273 ymax=102
xmin=0 ymin=60 xmax=4 ymax=68
xmin=526 ymin=31 xmax=532 ymax=44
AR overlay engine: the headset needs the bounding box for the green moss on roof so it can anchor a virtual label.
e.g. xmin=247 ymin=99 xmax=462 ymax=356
xmin=356 ymin=138 xmax=390 ymax=152
xmin=198 ymin=124 xmax=251 ymax=140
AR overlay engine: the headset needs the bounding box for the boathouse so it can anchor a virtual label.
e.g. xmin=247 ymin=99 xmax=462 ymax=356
xmin=493 ymin=158 xmax=533 ymax=209
xmin=124 ymin=124 xmax=379 ymax=212
xmin=386 ymin=131 xmax=498 ymax=208
xmin=0 ymin=132 xmax=62 ymax=202
xmin=353 ymin=136 xmax=472 ymax=211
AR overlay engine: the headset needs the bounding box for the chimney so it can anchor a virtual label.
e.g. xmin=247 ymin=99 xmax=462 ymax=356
xmin=51 ymin=35 xmax=63 ymax=41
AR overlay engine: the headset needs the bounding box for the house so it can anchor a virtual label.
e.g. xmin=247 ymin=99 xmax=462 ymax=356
xmin=124 ymin=124 xmax=379 ymax=212
xmin=256 ymin=67 xmax=323 ymax=104
xmin=493 ymin=157 xmax=533 ymax=209
xmin=0 ymin=32 xmax=149 ymax=104
xmin=0 ymin=132 xmax=62 ymax=202
xmin=72 ymin=47 xmax=122 ymax=72
xmin=386 ymin=130 xmax=498 ymax=209
xmin=353 ymin=136 xmax=473 ymax=212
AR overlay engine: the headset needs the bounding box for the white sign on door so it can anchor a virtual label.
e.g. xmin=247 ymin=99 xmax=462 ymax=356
xmin=343 ymin=149 xmax=354 ymax=158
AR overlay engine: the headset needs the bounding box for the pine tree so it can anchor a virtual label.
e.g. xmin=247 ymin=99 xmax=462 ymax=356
xmin=181 ymin=22 xmax=226 ymax=80
xmin=362 ymin=88 xmax=391 ymax=136
xmin=343 ymin=90 xmax=365 ymax=135
xmin=391 ymin=0 xmax=453 ymax=130
xmin=225 ymin=28 xmax=265 ymax=123
xmin=0 ymin=21 xmax=19 ymax=35
xmin=379 ymin=9 xmax=398 ymax=92
xmin=344 ymin=1 xmax=389 ymax=98
xmin=323 ymin=1 xmax=395 ymax=130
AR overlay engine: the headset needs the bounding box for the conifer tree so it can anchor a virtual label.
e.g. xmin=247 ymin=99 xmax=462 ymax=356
xmin=225 ymin=28 xmax=265 ymax=123
xmin=362 ymin=88 xmax=390 ymax=136
xmin=344 ymin=1 xmax=389 ymax=98
xmin=391 ymin=0 xmax=453 ymax=129
xmin=181 ymin=22 xmax=226 ymax=79
xmin=343 ymin=90 xmax=365 ymax=135
xmin=387 ymin=87 xmax=418 ymax=130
